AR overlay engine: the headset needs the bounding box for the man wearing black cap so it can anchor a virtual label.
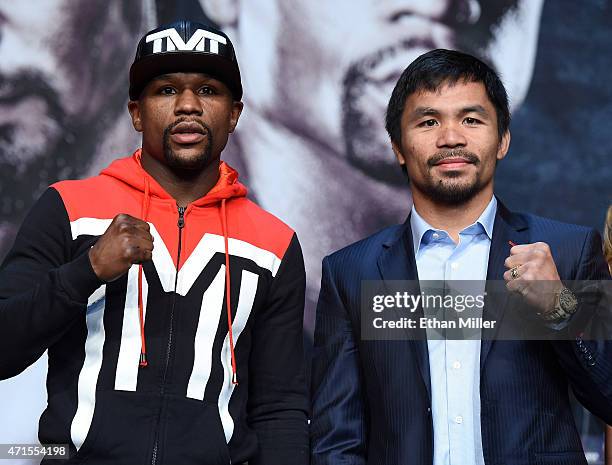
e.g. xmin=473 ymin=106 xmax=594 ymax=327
xmin=0 ymin=20 xmax=308 ymax=465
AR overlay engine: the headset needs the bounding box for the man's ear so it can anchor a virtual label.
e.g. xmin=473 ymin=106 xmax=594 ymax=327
xmin=392 ymin=142 xmax=406 ymax=167
xmin=497 ymin=130 xmax=511 ymax=161
xmin=128 ymin=101 xmax=143 ymax=132
xmin=199 ymin=0 xmax=239 ymax=27
xmin=229 ymin=101 xmax=244 ymax=133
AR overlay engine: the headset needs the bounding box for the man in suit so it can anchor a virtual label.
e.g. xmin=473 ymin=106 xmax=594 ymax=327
xmin=311 ymin=49 xmax=612 ymax=465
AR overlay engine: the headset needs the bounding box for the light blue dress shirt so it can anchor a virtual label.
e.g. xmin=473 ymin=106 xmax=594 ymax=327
xmin=410 ymin=196 xmax=497 ymax=465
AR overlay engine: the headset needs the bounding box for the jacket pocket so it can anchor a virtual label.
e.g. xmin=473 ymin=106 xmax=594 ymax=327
xmin=163 ymin=396 xmax=231 ymax=465
xmin=533 ymin=451 xmax=587 ymax=465
xmin=68 ymin=391 xmax=108 ymax=463
xmin=73 ymin=390 xmax=158 ymax=465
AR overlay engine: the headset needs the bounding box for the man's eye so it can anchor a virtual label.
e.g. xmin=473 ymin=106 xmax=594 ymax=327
xmin=464 ymin=117 xmax=480 ymax=125
xmin=199 ymin=86 xmax=215 ymax=95
xmin=160 ymin=87 xmax=176 ymax=95
xmin=420 ymin=119 xmax=438 ymax=127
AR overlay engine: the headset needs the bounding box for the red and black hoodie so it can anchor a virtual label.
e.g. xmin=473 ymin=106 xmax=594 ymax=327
xmin=0 ymin=150 xmax=308 ymax=465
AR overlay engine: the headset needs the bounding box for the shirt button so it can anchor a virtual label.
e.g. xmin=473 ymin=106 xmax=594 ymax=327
xmin=432 ymin=232 xmax=440 ymax=239
xmin=454 ymin=416 xmax=463 ymax=424
xmin=451 ymin=262 xmax=459 ymax=270
xmin=452 ymin=361 xmax=461 ymax=370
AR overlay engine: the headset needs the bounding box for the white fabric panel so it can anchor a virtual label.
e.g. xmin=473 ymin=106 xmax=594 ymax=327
xmin=218 ymin=270 xmax=259 ymax=442
xmin=70 ymin=286 xmax=106 ymax=451
xmin=186 ymin=266 xmax=226 ymax=400
xmin=114 ymin=266 xmax=148 ymax=391
xmin=177 ymin=234 xmax=281 ymax=297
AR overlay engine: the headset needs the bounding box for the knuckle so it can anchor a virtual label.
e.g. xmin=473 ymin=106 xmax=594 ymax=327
xmin=122 ymin=239 xmax=135 ymax=255
xmin=118 ymin=222 xmax=131 ymax=233
xmin=123 ymin=246 xmax=134 ymax=260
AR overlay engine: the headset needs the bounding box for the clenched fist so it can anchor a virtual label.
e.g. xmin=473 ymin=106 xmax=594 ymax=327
xmin=88 ymin=214 xmax=154 ymax=282
xmin=503 ymin=242 xmax=562 ymax=314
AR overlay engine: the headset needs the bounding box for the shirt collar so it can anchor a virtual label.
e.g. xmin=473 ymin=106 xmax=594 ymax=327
xmin=410 ymin=196 xmax=497 ymax=254
xmin=477 ymin=196 xmax=497 ymax=239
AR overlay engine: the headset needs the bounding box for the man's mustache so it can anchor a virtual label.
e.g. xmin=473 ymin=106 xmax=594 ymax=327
xmin=345 ymin=37 xmax=441 ymax=85
xmin=165 ymin=118 xmax=211 ymax=136
xmin=428 ymin=149 xmax=480 ymax=167
xmin=0 ymin=71 xmax=65 ymax=121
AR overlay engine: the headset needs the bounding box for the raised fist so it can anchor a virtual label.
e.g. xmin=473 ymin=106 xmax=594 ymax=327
xmin=504 ymin=241 xmax=562 ymax=314
xmin=88 ymin=214 xmax=154 ymax=282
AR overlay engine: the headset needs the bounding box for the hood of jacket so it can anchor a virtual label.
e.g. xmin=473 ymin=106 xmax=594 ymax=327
xmin=100 ymin=149 xmax=247 ymax=207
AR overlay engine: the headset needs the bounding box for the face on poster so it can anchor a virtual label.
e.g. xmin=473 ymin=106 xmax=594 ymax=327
xmin=0 ymin=1 xmax=143 ymax=246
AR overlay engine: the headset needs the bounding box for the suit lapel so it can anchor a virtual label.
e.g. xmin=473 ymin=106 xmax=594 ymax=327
xmin=480 ymin=200 xmax=529 ymax=370
xmin=376 ymin=202 xmax=529 ymax=394
xmin=377 ymin=216 xmax=431 ymax=401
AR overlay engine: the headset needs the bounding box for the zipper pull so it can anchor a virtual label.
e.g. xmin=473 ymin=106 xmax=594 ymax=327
xmin=177 ymin=206 xmax=186 ymax=229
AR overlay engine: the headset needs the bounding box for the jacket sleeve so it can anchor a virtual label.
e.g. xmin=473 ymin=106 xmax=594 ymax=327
xmin=247 ymin=233 xmax=309 ymax=465
xmin=549 ymin=228 xmax=612 ymax=423
xmin=0 ymin=187 xmax=103 ymax=379
xmin=311 ymin=255 xmax=367 ymax=465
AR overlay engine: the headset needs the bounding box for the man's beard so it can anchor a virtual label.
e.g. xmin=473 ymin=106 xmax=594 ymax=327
xmin=0 ymin=72 xmax=101 ymax=224
xmin=162 ymin=119 xmax=214 ymax=176
xmin=414 ymin=149 xmax=486 ymax=206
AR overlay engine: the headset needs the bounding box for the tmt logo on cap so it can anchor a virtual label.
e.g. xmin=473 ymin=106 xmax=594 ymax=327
xmin=129 ymin=20 xmax=243 ymax=101
xmin=146 ymin=28 xmax=227 ymax=54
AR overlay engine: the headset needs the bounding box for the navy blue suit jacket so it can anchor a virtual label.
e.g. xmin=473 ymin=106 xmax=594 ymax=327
xmin=311 ymin=200 xmax=612 ymax=465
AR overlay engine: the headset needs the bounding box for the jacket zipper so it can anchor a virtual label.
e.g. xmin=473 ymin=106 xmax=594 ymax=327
xmin=151 ymin=205 xmax=186 ymax=465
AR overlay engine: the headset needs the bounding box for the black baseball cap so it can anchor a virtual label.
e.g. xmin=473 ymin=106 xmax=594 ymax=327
xmin=129 ymin=20 xmax=242 ymax=101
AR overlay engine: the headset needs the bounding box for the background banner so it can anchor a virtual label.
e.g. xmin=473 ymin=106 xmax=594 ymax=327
xmin=1 ymin=1 xmax=610 ymax=463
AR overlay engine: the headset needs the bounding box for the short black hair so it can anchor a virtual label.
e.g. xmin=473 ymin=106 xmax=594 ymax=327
xmin=385 ymin=49 xmax=510 ymax=147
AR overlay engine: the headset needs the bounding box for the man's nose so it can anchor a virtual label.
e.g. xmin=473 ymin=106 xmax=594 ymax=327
xmin=436 ymin=125 xmax=467 ymax=148
xmin=379 ymin=0 xmax=480 ymax=25
xmin=174 ymin=89 xmax=203 ymax=115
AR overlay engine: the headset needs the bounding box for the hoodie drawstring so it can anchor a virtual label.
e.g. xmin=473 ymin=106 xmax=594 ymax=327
xmin=220 ymin=199 xmax=238 ymax=385
xmin=135 ymin=187 xmax=235 ymax=378
xmin=138 ymin=177 xmax=151 ymax=367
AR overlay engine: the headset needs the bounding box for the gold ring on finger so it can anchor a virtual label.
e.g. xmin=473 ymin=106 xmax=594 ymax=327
xmin=510 ymin=265 xmax=520 ymax=280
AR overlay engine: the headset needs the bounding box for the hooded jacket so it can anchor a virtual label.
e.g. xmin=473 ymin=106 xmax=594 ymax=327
xmin=0 ymin=150 xmax=308 ymax=465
